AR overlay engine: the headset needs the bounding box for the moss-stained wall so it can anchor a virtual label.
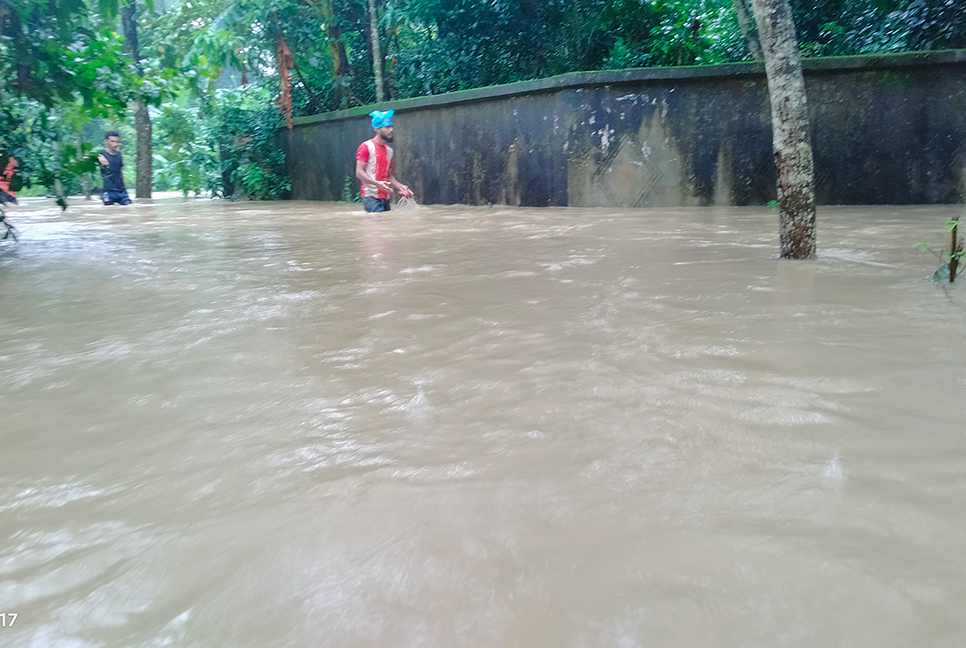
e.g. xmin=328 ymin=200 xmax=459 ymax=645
xmin=278 ymin=51 xmax=966 ymax=206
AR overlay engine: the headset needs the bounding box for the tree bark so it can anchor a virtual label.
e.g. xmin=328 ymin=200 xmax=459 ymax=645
xmin=52 ymin=139 xmax=65 ymax=202
xmin=276 ymin=35 xmax=295 ymax=130
xmin=367 ymin=0 xmax=384 ymax=103
xmin=310 ymin=0 xmax=350 ymax=77
xmin=122 ymin=0 xmax=152 ymax=198
xmin=78 ymin=130 xmax=92 ymax=199
xmin=304 ymin=0 xmax=351 ymax=106
xmin=750 ymin=0 xmax=816 ymax=259
xmin=133 ymin=99 xmax=152 ymax=198
xmin=732 ymin=0 xmax=762 ymax=61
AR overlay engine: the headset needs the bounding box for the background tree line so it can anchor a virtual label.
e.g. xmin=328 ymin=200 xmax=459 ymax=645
xmin=1 ymin=0 xmax=964 ymax=202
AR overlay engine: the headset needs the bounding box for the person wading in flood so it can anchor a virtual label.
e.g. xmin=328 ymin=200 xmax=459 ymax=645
xmin=0 ymin=155 xmax=18 ymax=206
xmin=355 ymin=110 xmax=414 ymax=213
xmin=98 ymin=131 xmax=132 ymax=206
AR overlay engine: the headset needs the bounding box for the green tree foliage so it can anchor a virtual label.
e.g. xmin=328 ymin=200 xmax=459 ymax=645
xmin=791 ymin=0 xmax=966 ymax=56
xmin=173 ymin=0 xmax=965 ymax=112
xmin=216 ymin=85 xmax=292 ymax=199
xmin=150 ymin=85 xmax=290 ymax=199
xmin=3 ymin=0 xmax=963 ymax=205
xmin=134 ymin=0 xmax=966 ymax=201
xmin=152 ymin=103 xmax=221 ymax=195
xmin=379 ymin=0 xmax=744 ymax=98
xmin=133 ymin=0 xmax=302 ymax=198
xmin=0 ymin=0 xmax=127 ymax=108
xmin=1 ymin=0 xmax=127 ymax=200
xmin=0 ymin=0 xmax=177 ymax=204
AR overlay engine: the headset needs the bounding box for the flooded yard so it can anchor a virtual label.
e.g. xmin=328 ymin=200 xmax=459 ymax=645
xmin=1 ymin=198 xmax=964 ymax=647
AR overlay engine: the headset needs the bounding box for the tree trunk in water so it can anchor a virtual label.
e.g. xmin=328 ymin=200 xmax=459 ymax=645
xmin=750 ymin=0 xmax=816 ymax=259
xmin=134 ymin=100 xmax=152 ymax=198
xmin=218 ymin=141 xmax=234 ymax=198
xmin=367 ymin=0 xmax=384 ymax=103
xmin=52 ymin=139 xmax=65 ymax=204
xmin=122 ymin=0 xmax=152 ymax=198
xmin=53 ymin=177 xmax=64 ymax=200
xmin=732 ymin=0 xmax=763 ymax=61
xmin=77 ymin=130 xmax=92 ymax=199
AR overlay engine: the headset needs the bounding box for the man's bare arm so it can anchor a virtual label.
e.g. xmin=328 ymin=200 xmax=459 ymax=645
xmin=356 ymin=159 xmax=391 ymax=194
xmin=388 ymin=173 xmax=413 ymax=199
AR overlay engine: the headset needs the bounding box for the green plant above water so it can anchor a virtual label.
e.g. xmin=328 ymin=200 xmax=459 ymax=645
xmin=340 ymin=176 xmax=360 ymax=203
xmin=916 ymin=217 xmax=964 ymax=283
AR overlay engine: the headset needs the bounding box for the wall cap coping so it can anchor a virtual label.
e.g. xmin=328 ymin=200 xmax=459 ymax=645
xmin=285 ymin=49 xmax=966 ymax=129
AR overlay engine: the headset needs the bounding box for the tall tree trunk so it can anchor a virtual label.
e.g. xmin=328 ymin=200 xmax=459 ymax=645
xmin=367 ymin=0 xmax=384 ymax=102
xmin=218 ymin=141 xmax=234 ymax=198
xmin=329 ymin=23 xmax=351 ymax=104
xmin=122 ymin=0 xmax=152 ymax=199
xmin=133 ymin=100 xmax=152 ymax=198
xmin=732 ymin=0 xmax=763 ymax=61
xmin=313 ymin=0 xmax=350 ymax=77
xmin=750 ymin=0 xmax=816 ymax=259
xmin=306 ymin=0 xmax=351 ymax=106
xmin=52 ymin=139 xmax=65 ymax=203
xmin=78 ymin=130 xmax=92 ymax=199
xmin=276 ymin=35 xmax=295 ymax=130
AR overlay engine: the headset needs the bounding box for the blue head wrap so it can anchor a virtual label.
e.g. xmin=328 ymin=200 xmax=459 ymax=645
xmin=370 ymin=110 xmax=394 ymax=129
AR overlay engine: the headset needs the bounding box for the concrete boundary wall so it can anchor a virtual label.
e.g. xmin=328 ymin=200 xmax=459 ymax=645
xmin=278 ymin=51 xmax=966 ymax=207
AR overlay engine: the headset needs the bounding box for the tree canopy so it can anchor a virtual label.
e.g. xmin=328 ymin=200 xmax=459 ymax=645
xmin=1 ymin=0 xmax=963 ymax=200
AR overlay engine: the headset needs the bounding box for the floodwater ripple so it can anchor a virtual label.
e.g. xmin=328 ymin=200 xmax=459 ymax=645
xmin=1 ymin=199 xmax=965 ymax=647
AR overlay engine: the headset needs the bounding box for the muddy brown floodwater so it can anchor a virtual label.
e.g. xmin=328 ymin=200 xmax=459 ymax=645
xmin=1 ymin=198 xmax=965 ymax=647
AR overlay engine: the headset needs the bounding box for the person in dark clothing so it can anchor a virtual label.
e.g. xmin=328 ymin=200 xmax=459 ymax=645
xmin=98 ymin=131 xmax=132 ymax=206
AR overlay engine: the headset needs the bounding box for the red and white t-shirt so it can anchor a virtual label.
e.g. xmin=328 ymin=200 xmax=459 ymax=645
xmin=356 ymin=139 xmax=394 ymax=199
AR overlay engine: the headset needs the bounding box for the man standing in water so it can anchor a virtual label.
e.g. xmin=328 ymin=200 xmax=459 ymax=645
xmin=0 ymin=155 xmax=18 ymax=205
xmin=355 ymin=110 xmax=413 ymax=212
xmin=98 ymin=131 xmax=132 ymax=206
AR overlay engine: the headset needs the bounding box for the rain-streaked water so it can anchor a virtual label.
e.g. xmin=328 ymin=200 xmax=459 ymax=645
xmin=1 ymin=198 xmax=964 ymax=647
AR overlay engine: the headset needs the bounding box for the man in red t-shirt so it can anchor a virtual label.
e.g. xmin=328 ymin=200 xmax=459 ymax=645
xmin=355 ymin=110 xmax=413 ymax=212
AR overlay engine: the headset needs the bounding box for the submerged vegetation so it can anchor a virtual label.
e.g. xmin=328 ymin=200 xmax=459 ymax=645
xmin=917 ymin=216 xmax=965 ymax=283
xmin=2 ymin=0 xmax=965 ymax=202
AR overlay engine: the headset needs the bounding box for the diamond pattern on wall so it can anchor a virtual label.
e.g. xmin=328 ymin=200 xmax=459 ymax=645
xmin=592 ymin=139 xmax=664 ymax=208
